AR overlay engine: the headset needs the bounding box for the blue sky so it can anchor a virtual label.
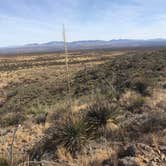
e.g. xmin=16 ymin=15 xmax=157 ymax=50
xmin=1 ymin=0 xmax=166 ymax=46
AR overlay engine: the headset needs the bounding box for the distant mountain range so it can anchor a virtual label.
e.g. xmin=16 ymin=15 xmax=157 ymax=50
xmin=1 ymin=39 xmax=166 ymax=54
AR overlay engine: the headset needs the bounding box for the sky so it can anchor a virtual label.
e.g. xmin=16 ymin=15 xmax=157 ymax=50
xmin=1 ymin=0 xmax=166 ymax=46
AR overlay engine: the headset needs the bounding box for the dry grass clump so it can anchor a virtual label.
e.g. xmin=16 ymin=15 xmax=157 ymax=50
xmin=120 ymin=90 xmax=145 ymax=113
xmin=0 ymin=113 xmax=26 ymax=127
xmin=27 ymin=102 xmax=49 ymax=116
xmin=48 ymin=102 xmax=69 ymax=123
xmin=131 ymin=77 xmax=151 ymax=96
xmin=0 ymin=125 xmax=26 ymax=166
xmin=56 ymin=145 xmax=114 ymax=166
xmin=118 ymin=110 xmax=166 ymax=141
xmin=56 ymin=146 xmax=73 ymax=162
xmin=0 ymin=158 xmax=9 ymax=166
xmin=141 ymin=111 xmax=166 ymax=133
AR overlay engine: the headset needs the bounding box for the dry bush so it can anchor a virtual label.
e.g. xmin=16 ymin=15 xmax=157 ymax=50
xmin=131 ymin=77 xmax=151 ymax=96
xmin=56 ymin=146 xmax=73 ymax=162
xmin=0 ymin=113 xmax=26 ymax=127
xmin=27 ymin=102 xmax=49 ymax=116
xmin=163 ymin=83 xmax=166 ymax=89
xmin=0 ymin=158 xmax=9 ymax=166
xmin=48 ymin=102 xmax=69 ymax=123
xmin=141 ymin=111 xmax=166 ymax=133
xmin=120 ymin=90 xmax=145 ymax=113
xmin=118 ymin=111 xmax=166 ymax=141
xmin=0 ymin=125 xmax=24 ymax=166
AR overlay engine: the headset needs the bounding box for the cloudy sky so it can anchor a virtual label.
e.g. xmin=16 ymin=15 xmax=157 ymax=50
xmin=0 ymin=0 xmax=166 ymax=46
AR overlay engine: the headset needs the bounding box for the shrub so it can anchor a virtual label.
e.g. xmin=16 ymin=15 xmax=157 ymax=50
xmin=120 ymin=111 xmax=166 ymax=140
xmin=132 ymin=77 xmax=150 ymax=96
xmin=57 ymin=116 xmax=90 ymax=155
xmin=141 ymin=111 xmax=166 ymax=133
xmin=163 ymin=83 xmax=166 ymax=89
xmin=84 ymin=101 xmax=118 ymax=135
xmin=30 ymin=116 xmax=90 ymax=160
xmin=27 ymin=102 xmax=48 ymax=116
xmin=49 ymin=102 xmax=69 ymax=123
xmin=0 ymin=113 xmax=26 ymax=127
xmin=0 ymin=158 xmax=9 ymax=166
xmin=30 ymin=101 xmax=119 ymax=160
xmin=120 ymin=91 xmax=145 ymax=113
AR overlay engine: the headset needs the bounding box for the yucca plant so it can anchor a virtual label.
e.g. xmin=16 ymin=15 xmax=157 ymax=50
xmin=84 ymin=101 xmax=118 ymax=135
xmin=58 ymin=116 xmax=89 ymax=155
xmin=30 ymin=116 xmax=90 ymax=160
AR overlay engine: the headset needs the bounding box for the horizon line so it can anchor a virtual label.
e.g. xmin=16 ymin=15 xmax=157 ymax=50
xmin=1 ymin=38 xmax=166 ymax=48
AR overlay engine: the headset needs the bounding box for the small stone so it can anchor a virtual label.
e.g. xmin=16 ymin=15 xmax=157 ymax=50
xmin=159 ymin=146 xmax=166 ymax=154
xmin=118 ymin=145 xmax=137 ymax=158
xmin=102 ymin=158 xmax=114 ymax=166
xmin=118 ymin=157 xmax=140 ymax=166
xmin=142 ymin=157 xmax=149 ymax=163
xmin=161 ymin=154 xmax=166 ymax=161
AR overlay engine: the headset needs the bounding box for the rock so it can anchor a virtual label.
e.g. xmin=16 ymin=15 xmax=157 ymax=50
xmin=142 ymin=157 xmax=149 ymax=163
xmin=0 ymin=98 xmax=5 ymax=107
xmin=152 ymin=157 xmax=160 ymax=162
xmin=161 ymin=154 xmax=166 ymax=161
xmin=118 ymin=157 xmax=140 ymax=166
xmin=118 ymin=145 xmax=137 ymax=158
xmin=102 ymin=159 xmax=114 ymax=166
xmin=0 ymin=128 xmax=10 ymax=136
xmin=159 ymin=146 xmax=166 ymax=154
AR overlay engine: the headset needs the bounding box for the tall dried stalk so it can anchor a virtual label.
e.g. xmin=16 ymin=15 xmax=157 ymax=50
xmin=63 ymin=24 xmax=72 ymax=112
xmin=0 ymin=132 xmax=10 ymax=162
xmin=10 ymin=125 xmax=20 ymax=166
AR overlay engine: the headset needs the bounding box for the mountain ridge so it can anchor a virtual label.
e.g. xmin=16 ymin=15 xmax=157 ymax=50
xmin=1 ymin=39 xmax=166 ymax=54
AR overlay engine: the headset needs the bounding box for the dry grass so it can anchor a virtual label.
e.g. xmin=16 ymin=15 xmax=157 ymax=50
xmin=120 ymin=90 xmax=145 ymax=113
xmin=0 ymin=49 xmax=166 ymax=165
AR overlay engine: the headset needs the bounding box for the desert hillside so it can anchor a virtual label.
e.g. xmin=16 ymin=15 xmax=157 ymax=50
xmin=0 ymin=49 xmax=166 ymax=166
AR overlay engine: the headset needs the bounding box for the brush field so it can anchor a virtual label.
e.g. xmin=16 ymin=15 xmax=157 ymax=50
xmin=0 ymin=49 xmax=166 ymax=166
